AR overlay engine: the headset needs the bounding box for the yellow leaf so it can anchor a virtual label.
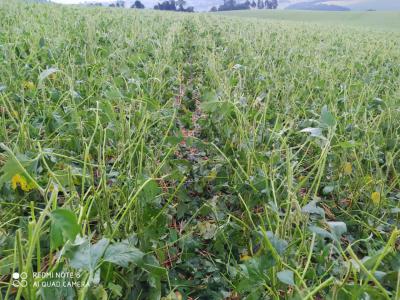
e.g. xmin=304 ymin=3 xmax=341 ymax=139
xmin=207 ymin=169 xmax=217 ymax=181
xmin=364 ymin=176 xmax=373 ymax=185
xmin=343 ymin=162 xmax=352 ymax=175
xmin=175 ymin=292 xmax=183 ymax=300
xmin=240 ymin=254 xmax=252 ymax=261
xmin=11 ymin=174 xmax=34 ymax=192
xmin=23 ymin=81 xmax=35 ymax=90
xmin=371 ymin=192 xmax=381 ymax=205
xmin=11 ymin=174 xmax=19 ymax=190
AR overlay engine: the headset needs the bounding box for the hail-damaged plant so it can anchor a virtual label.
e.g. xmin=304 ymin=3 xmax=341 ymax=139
xmin=0 ymin=0 xmax=400 ymax=299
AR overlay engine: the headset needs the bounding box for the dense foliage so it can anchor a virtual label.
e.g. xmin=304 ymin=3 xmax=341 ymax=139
xmin=132 ymin=1 xmax=145 ymax=9
xmin=212 ymin=0 xmax=278 ymax=12
xmin=154 ymin=0 xmax=194 ymax=12
xmin=0 ymin=1 xmax=399 ymax=299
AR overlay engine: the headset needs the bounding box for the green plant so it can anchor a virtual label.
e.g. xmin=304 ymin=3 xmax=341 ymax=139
xmin=0 ymin=1 xmax=399 ymax=299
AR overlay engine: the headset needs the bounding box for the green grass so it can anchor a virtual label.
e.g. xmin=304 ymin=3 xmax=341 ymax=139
xmin=218 ymin=10 xmax=400 ymax=32
xmin=0 ymin=1 xmax=400 ymax=299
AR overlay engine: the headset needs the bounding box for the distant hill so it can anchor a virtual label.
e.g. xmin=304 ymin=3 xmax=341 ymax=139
xmin=279 ymin=0 xmax=400 ymax=11
xmin=348 ymin=0 xmax=400 ymax=11
xmin=286 ymin=1 xmax=350 ymax=11
xmin=134 ymin=1 xmax=400 ymax=12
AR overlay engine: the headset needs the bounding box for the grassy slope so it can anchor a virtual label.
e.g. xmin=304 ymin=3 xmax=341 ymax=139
xmin=217 ymin=9 xmax=400 ymax=32
xmin=1 ymin=1 xmax=400 ymax=299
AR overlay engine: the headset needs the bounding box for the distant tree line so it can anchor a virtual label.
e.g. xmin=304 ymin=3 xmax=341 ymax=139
xmin=100 ymin=0 xmax=193 ymax=11
xmin=109 ymin=0 xmax=125 ymax=7
xmin=154 ymin=0 xmax=194 ymax=12
xmin=107 ymin=1 xmax=145 ymax=8
xmin=132 ymin=0 xmax=145 ymax=8
xmin=211 ymin=0 xmax=278 ymax=12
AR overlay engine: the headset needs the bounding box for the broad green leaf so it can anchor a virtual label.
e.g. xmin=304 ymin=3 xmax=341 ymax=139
xmin=266 ymin=231 xmax=287 ymax=255
xmin=38 ymin=67 xmax=59 ymax=82
xmin=38 ymin=276 xmax=76 ymax=300
xmin=39 ymin=37 xmax=45 ymax=48
xmin=238 ymin=255 xmax=276 ymax=292
xmin=50 ymin=221 xmax=64 ymax=250
xmin=51 ymin=209 xmax=80 ymax=242
xmin=302 ymin=200 xmax=325 ymax=217
xmin=237 ymin=278 xmax=257 ymax=293
xmin=107 ymin=283 xmax=122 ymax=298
xmin=103 ymin=240 xmax=144 ymax=267
xmin=201 ymin=100 xmax=234 ymax=116
xmin=320 ymin=105 xmax=335 ymax=127
xmin=142 ymin=255 xmax=166 ymax=278
xmin=0 ymin=255 xmax=14 ymax=275
xmin=201 ymin=90 xmax=218 ymax=102
xmin=0 ymin=152 xmax=36 ymax=189
xmin=337 ymin=284 xmax=383 ymax=300
xmin=382 ymin=271 xmax=399 ymax=289
xmin=201 ymin=100 xmax=220 ymax=113
xmin=309 ymin=226 xmax=333 ymax=240
xmin=300 ymin=127 xmax=324 ymax=138
xmin=100 ymin=100 xmax=117 ymax=124
xmin=390 ymin=208 xmax=400 ymax=214
xmin=147 ymin=273 xmax=161 ymax=300
xmin=65 ymin=237 xmax=109 ymax=272
xmin=374 ymin=271 xmax=386 ymax=281
xmin=198 ymin=221 xmax=217 ymax=240
xmin=90 ymin=285 xmax=108 ymax=300
xmin=277 ymin=269 xmax=295 ymax=285
xmin=327 ymin=221 xmax=347 ymax=238
xmin=38 ymin=263 xmax=76 ymax=300
xmin=322 ymin=185 xmax=334 ymax=195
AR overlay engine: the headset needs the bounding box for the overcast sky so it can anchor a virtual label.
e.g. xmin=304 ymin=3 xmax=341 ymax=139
xmin=52 ymin=0 xmax=99 ymax=3
xmin=52 ymin=0 xmax=82 ymax=3
xmin=52 ymin=0 xmax=86 ymax=3
xmin=51 ymin=0 xmax=365 ymax=3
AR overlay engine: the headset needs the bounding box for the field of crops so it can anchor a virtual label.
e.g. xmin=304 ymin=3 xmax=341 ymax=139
xmin=219 ymin=10 xmax=400 ymax=32
xmin=1 ymin=1 xmax=400 ymax=299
